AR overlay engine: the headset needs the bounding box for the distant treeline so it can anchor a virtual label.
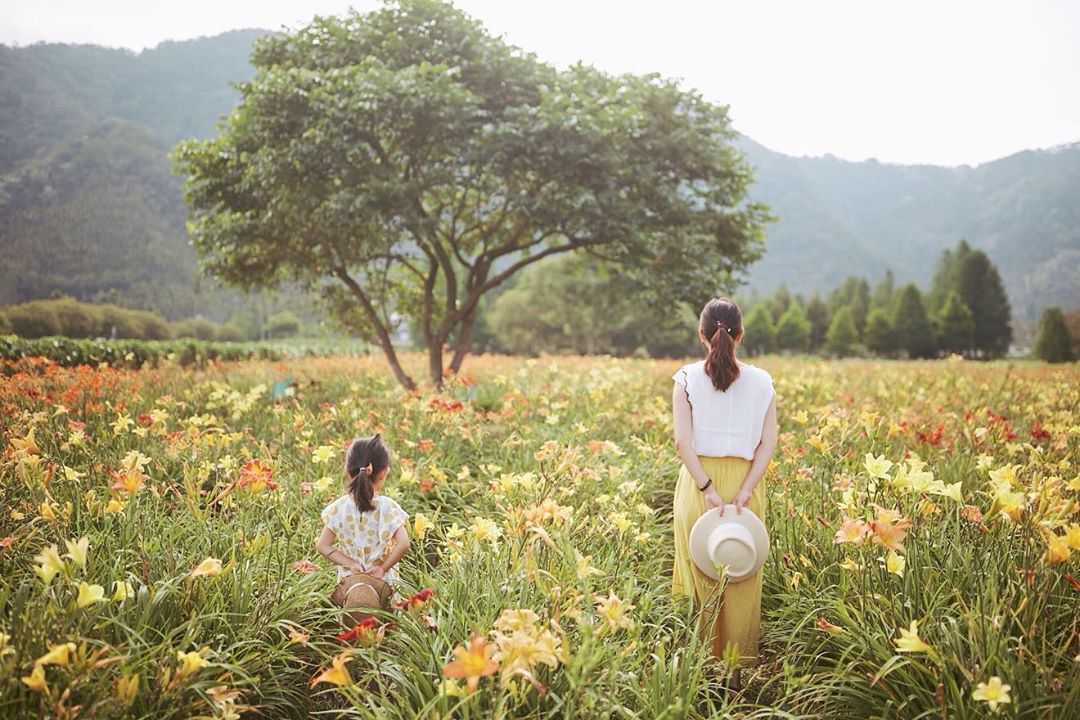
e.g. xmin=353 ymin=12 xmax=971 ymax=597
xmin=740 ymin=240 xmax=1014 ymax=359
xmin=0 ymin=297 xmax=306 ymax=342
xmin=479 ymin=240 xmax=1036 ymax=361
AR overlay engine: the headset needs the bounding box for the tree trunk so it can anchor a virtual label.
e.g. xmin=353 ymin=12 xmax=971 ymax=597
xmin=428 ymin=339 xmax=445 ymax=390
xmin=448 ymin=308 xmax=477 ymax=375
xmin=377 ymin=334 xmax=417 ymax=392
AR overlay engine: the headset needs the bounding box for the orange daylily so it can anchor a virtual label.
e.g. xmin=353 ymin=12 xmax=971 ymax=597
xmin=442 ymin=634 xmax=499 ymax=694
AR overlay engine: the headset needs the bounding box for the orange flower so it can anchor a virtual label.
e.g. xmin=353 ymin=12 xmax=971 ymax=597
xmin=816 ymin=617 xmax=844 ymax=635
xmin=833 ymin=518 xmax=870 ymax=545
xmin=237 ymin=460 xmax=278 ymax=493
xmin=869 ymin=517 xmax=912 ymax=553
xmin=442 ymin=634 xmax=499 ymax=694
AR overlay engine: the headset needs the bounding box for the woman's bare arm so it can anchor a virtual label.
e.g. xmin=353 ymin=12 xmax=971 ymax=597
xmin=672 ymin=381 xmax=724 ymax=508
xmin=740 ymin=394 xmax=778 ymax=496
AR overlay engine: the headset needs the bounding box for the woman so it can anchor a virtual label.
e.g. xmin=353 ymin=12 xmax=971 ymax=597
xmin=671 ymin=297 xmax=778 ymax=689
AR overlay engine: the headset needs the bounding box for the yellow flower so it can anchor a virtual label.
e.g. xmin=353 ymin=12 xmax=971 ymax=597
xmin=941 ymin=482 xmax=964 ymax=504
xmin=863 ymin=453 xmax=893 ymax=481
xmin=470 ymin=517 xmax=502 ymax=546
xmin=1064 ymin=524 xmax=1080 ymax=551
xmin=116 ymin=673 xmax=139 ymax=705
xmin=894 ymin=620 xmax=932 ymax=654
xmin=972 ymin=676 xmax=1012 ymax=712
xmin=191 ymin=557 xmax=223 ymax=578
xmin=40 ymin=502 xmax=58 ymax=522
xmin=439 ymin=678 xmax=466 ymax=697
xmin=1043 ymin=534 xmax=1071 ymax=565
xmin=34 ymin=544 xmax=66 ymax=585
xmin=105 ymin=498 xmax=126 ymax=514
xmin=64 ymin=537 xmax=90 ymax=571
xmin=112 ymin=414 xmax=134 ymax=435
xmin=176 ymin=649 xmax=210 ymax=680
xmin=413 ymin=513 xmax=434 ymax=539
xmin=494 ymin=608 xmax=540 ymax=634
xmin=312 ymin=445 xmax=337 ymax=465
xmin=310 ymin=649 xmax=353 ymax=688
xmin=839 ymin=558 xmax=860 ymax=572
xmin=609 ymin=511 xmax=632 ymax=533
xmin=594 ymin=591 xmax=635 ymax=634
xmin=492 ymin=627 xmax=561 ymax=687
xmin=21 ymin=663 xmax=48 ymax=693
xmin=988 ymin=464 xmax=1017 ymax=493
xmin=113 ymin=580 xmax=135 ymax=602
xmin=36 ymin=642 xmax=76 ymax=667
xmin=884 ymin=550 xmax=905 ymax=577
xmin=575 ymin=550 xmax=603 ymax=580
xmin=314 ymin=476 xmax=334 ymax=493
xmin=77 ymin=582 xmax=106 ymax=608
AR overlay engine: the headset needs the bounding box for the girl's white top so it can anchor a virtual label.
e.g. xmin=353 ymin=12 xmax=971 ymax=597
xmin=672 ymin=359 xmax=775 ymax=460
xmin=321 ymin=494 xmax=409 ymax=584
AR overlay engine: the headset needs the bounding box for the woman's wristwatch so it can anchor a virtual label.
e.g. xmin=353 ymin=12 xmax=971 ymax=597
xmin=697 ymin=477 xmax=712 ymax=492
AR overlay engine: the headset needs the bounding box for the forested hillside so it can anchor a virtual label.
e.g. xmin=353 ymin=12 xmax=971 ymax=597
xmin=1 ymin=30 xmax=1076 ymax=325
xmin=738 ymin=138 xmax=1080 ymax=322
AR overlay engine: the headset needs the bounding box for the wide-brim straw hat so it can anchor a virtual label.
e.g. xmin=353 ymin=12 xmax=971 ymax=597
xmin=689 ymin=505 xmax=769 ymax=583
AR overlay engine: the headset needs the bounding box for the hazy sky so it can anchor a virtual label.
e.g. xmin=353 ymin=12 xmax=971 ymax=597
xmin=4 ymin=1 xmax=1078 ymax=166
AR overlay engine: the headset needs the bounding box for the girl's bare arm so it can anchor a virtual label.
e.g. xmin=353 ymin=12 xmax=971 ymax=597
xmin=371 ymin=525 xmax=410 ymax=579
xmin=315 ymin=526 xmax=363 ymax=573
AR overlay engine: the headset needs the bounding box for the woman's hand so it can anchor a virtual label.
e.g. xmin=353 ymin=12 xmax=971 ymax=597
xmin=732 ymin=485 xmax=754 ymax=514
xmin=703 ymin=486 xmax=724 ymax=510
xmin=367 ymin=565 xmax=386 ymax=580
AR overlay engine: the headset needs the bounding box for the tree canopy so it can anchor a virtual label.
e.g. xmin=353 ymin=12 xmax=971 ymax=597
xmin=174 ymin=0 xmax=770 ymax=388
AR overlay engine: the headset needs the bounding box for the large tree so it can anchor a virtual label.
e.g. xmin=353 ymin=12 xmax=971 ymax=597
xmin=173 ymin=0 xmax=769 ymax=389
xmin=1033 ymin=307 xmax=1074 ymax=363
xmin=892 ymin=284 xmax=937 ymax=359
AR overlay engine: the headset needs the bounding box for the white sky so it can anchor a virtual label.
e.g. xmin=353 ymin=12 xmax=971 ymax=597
xmin=3 ymin=1 xmax=1078 ymax=166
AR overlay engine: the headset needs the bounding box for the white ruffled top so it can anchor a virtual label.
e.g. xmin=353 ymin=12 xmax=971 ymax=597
xmin=672 ymin=359 xmax=775 ymax=460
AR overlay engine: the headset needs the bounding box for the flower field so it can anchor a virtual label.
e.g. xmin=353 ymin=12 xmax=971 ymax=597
xmin=0 ymin=352 xmax=1077 ymax=719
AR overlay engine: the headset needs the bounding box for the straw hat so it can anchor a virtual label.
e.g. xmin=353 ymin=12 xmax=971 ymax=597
xmin=689 ymin=505 xmax=769 ymax=582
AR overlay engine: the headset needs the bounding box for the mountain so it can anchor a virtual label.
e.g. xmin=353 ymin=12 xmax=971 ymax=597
xmin=737 ymin=138 xmax=1080 ymax=322
xmin=1 ymin=31 xmax=1077 ymax=324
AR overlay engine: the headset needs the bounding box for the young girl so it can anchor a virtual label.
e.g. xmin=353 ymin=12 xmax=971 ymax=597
xmin=315 ymin=434 xmax=411 ymax=622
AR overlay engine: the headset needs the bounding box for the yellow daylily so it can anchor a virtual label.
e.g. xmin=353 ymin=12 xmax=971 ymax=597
xmin=64 ymin=537 xmax=89 ymax=571
xmin=77 ymin=582 xmax=106 ymax=608
xmin=34 ymin=544 xmax=66 ymax=585
xmin=116 ymin=673 xmax=139 ymax=705
xmin=310 ymin=649 xmax=354 ymax=688
xmin=894 ymin=620 xmax=933 ymax=654
xmin=176 ymin=649 xmax=210 ymax=680
xmin=972 ymin=676 xmax=1012 ymax=712
xmin=113 ymin=580 xmax=135 ymax=602
xmin=413 ymin=513 xmax=434 ymax=539
xmin=885 ymin=550 xmax=905 ymax=577
xmin=594 ymin=591 xmax=635 ymax=634
xmin=36 ymin=642 xmax=77 ymax=667
xmin=863 ymin=454 xmax=893 ymax=481
xmin=1043 ymin=534 xmax=1071 ymax=565
xmin=21 ymin=663 xmax=48 ymax=693
xmin=190 ymin=557 xmax=223 ymax=578
xmin=311 ymin=445 xmax=337 ymax=465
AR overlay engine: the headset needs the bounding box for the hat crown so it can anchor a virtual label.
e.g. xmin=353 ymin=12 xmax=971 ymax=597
xmin=707 ymin=523 xmax=756 ymax=578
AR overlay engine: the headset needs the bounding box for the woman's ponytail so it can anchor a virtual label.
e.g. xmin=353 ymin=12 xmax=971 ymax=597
xmin=699 ymin=297 xmax=742 ymax=391
xmin=345 ymin=433 xmax=390 ymax=513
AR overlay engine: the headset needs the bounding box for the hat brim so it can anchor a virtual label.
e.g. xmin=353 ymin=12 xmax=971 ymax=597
xmin=689 ymin=505 xmax=769 ymax=583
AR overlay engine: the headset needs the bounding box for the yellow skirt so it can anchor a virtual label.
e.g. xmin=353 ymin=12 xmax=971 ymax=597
xmin=672 ymin=455 xmax=766 ymax=665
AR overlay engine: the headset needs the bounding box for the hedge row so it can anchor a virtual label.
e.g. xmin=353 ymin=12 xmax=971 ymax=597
xmin=0 ymin=337 xmax=292 ymax=370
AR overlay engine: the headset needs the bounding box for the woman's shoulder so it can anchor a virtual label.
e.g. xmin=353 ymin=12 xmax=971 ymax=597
xmin=672 ymin=359 xmax=705 ymax=381
xmin=737 ymin=361 xmax=774 ymax=387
